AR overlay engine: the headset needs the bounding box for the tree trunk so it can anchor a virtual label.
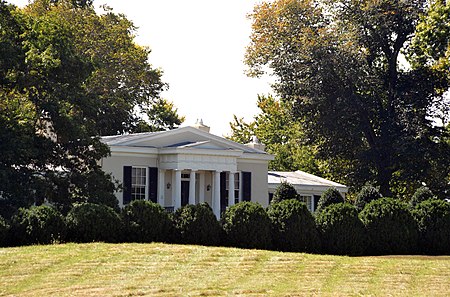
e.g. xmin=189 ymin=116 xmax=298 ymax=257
xmin=376 ymin=145 xmax=394 ymax=197
xmin=377 ymin=167 xmax=393 ymax=197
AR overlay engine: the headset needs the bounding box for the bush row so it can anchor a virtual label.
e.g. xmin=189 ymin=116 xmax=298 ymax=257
xmin=1 ymin=197 xmax=449 ymax=256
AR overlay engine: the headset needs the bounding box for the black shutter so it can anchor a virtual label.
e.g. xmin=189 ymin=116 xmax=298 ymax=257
xmin=313 ymin=195 xmax=321 ymax=212
xmin=123 ymin=166 xmax=132 ymax=205
xmin=148 ymin=167 xmax=158 ymax=203
xmin=242 ymin=171 xmax=251 ymax=202
xmin=220 ymin=172 xmax=227 ymax=212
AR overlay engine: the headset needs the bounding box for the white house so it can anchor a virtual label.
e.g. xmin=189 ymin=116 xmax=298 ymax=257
xmin=268 ymin=171 xmax=348 ymax=212
xmin=100 ymin=121 xmax=274 ymax=218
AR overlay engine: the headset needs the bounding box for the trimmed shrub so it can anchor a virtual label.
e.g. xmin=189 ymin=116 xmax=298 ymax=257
xmin=66 ymin=203 xmax=122 ymax=243
xmin=122 ymin=200 xmax=173 ymax=243
xmin=354 ymin=185 xmax=382 ymax=212
xmin=172 ymin=203 xmax=221 ymax=246
xmin=359 ymin=198 xmax=418 ymax=255
xmin=316 ymin=203 xmax=367 ymax=255
xmin=316 ymin=187 xmax=344 ymax=213
xmin=0 ymin=215 xmax=9 ymax=247
xmin=410 ymin=186 xmax=436 ymax=207
xmin=221 ymin=202 xmax=271 ymax=249
xmin=267 ymin=199 xmax=320 ymax=253
xmin=10 ymin=205 xmax=66 ymax=246
xmin=413 ymin=199 xmax=450 ymax=255
xmin=271 ymin=181 xmax=299 ymax=204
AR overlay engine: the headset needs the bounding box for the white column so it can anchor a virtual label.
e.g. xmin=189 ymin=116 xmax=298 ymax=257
xmin=228 ymin=172 xmax=235 ymax=207
xmin=199 ymin=171 xmax=205 ymax=203
xmin=158 ymin=169 xmax=166 ymax=207
xmin=174 ymin=169 xmax=182 ymax=210
xmin=189 ymin=170 xmax=196 ymax=205
xmin=213 ymin=170 xmax=221 ymax=219
xmin=171 ymin=170 xmax=175 ymax=207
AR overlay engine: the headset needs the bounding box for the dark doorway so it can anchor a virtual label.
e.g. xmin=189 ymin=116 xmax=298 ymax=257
xmin=181 ymin=181 xmax=189 ymax=206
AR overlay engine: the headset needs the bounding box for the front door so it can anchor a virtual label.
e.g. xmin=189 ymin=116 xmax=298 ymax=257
xmin=181 ymin=180 xmax=189 ymax=206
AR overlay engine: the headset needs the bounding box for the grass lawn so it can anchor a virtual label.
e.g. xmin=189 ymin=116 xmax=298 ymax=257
xmin=1 ymin=243 xmax=450 ymax=296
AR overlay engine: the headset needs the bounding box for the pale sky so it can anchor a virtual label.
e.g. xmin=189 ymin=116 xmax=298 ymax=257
xmin=10 ymin=0 xmax=273 ymax=136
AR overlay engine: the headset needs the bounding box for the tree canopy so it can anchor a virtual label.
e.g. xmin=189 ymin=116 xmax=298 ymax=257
xmin=245 ymin=0 xmax=450 ymax=198
xmin=229 ymin=95 xmax=328 ymax=176
xmin=0 ymin=0 xmax=183 ymax=216
xmin=23 ymin=0 xmax=184 ymax=135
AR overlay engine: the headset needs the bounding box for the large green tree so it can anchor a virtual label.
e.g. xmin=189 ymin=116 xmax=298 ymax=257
xmin=23 ymin=0 xmax=184 ymax=135
xmin=229 ymin=95 xmax=338 ymax=179
xmin=0 ymin=0 xmax=116 ymax=215
xmin=0 ymin=0 xmax=183 ymax=216
xmin=245 ymin=0 xmax=450 ymax=198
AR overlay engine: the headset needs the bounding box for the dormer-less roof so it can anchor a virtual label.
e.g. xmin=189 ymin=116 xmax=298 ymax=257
xmin=268 ymin=170 xmax=348 ymax=192
xmin=101 ymin=126 xmax=274 ymax=160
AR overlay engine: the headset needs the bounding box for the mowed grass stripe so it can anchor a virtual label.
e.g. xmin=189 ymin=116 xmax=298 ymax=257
xmin=1 ymin=243 xmax=450 ymax=296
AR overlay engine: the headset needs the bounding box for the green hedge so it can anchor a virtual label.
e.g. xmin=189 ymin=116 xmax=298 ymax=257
xmin=10 ymin=205 xmax=66 ymax=245
xmin=354 ymin=185 xmax=382 ymax=212
xmin=271 ymin=181 xmax=299 ymax=204
xmin=360 ymin=198 xmax=418 ymax=255
xmin=316 ymin=187 xmax=344 ymax=213
xmin=413 ymin=199 xmax=450 ymax=255
xmin=122 ymin=200 xmax=173 ymax=243
xmin=267 ymin=199 xmax=320 ymax=252
xmin=221 ymin=202 xmax=271 ymax=249
xmin=66 ymin=203 xmax=122 ymax=243
xmin=172 ymin=203 xmax=221 ymax=246
xmin=410 ymin=186 xmax=436 ymax=207
xmin=316 ymin=203 xmax=366 ymax=255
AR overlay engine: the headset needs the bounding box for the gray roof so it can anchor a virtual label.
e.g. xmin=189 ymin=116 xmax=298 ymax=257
xmin=268 ymin=170 xmax=347 ymax=191
xmin=100 ymin=126 xmax=272 ymax=156
xmin=100 ymin=131 xmax=163 ymax=146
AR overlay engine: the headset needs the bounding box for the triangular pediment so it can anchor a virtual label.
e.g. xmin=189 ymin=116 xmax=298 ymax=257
xmin=167 ymin=140 xmax=230 ymax=150
xmin=101 ymin=126 xmax=266 ymax=154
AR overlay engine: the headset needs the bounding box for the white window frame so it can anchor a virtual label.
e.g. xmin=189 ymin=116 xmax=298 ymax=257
xmin=225 ymin=172 xmax=241 ymax=204
xmin=299 ymin=194 xmax=313 ymax=212
xmin=131 ymin=167 xmax=147 ymax=201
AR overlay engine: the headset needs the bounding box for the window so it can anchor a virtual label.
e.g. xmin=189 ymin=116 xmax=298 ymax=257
xmin=300 ymin=195 xmax=313 ymax=212
xmin=269 ymin=192 xmax=274 ymax=203
xmin=234 ymin=173 xmax=240 ymax=204
xmin=225 ymin=172 xmax=240 ymax=204
xmin=131 ymin=167 xmax=146 ymax=200
xmin=313 ymin=195 xmax=320 ymax=212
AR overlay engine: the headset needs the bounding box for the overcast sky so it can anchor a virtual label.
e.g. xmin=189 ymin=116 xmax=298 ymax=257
xmin=10 ymin=0 xmax=273 ymax=136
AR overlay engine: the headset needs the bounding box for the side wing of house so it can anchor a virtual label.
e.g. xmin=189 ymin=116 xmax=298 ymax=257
xmin=268 ymin=171 xmax=348 ymax=212
xmin=101 ymin=126 xmax=274 ymax=218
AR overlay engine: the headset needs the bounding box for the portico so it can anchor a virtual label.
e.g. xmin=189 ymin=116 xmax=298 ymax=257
xmin=100 ymin=124 xmax=274 ymax=218
xmin=155 ymin=148 xmax=245 ymax=217
xmin=155 ymin=168 xmax=242 ymax=218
